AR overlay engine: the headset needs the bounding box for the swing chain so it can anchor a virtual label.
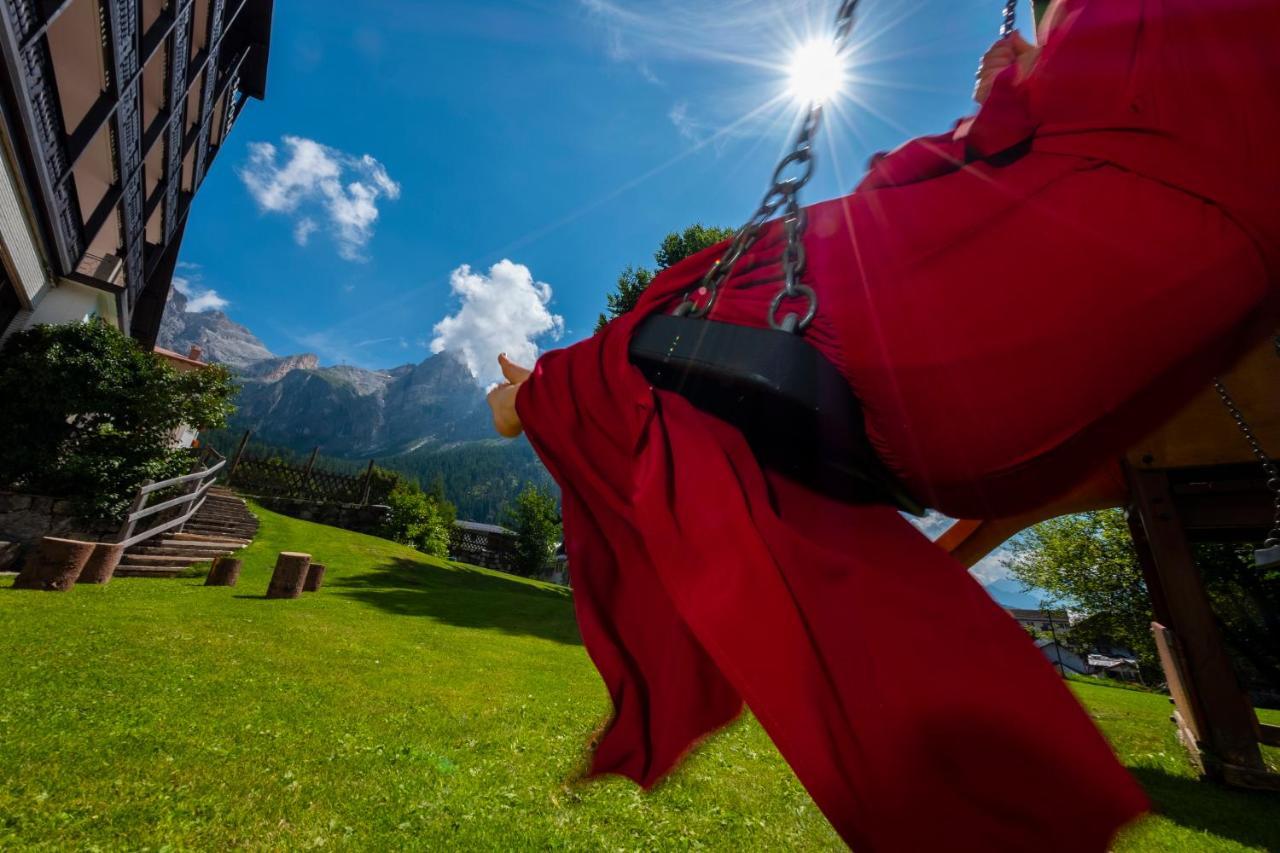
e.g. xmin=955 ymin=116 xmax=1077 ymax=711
xmin=1000 ymin=0 xmax=1019 ymax=38
xmin=675 ymin=0 xmax=861 ymax=332
xmin=1213 ymin=334 xmax=1280 ymax=547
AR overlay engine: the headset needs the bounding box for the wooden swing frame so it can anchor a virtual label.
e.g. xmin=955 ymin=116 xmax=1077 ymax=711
xmin=939 ymin=330 xmax=1280 ymax=790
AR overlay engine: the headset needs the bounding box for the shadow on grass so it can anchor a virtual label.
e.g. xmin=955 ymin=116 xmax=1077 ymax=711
xmin=331 ymin=557 xmax=581 ymax=645
xmin=1131 ymin=766 xmax=1280 ymax=850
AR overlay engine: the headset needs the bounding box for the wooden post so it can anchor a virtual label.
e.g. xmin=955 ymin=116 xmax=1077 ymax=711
xmin=303 ymin=563 xmax=326 ymax=592
xmin=1125 ymin=464 xmax=1267 ymax=777
xmin=226 ymin=430 xmax=253 ymax=483
xmin=205 ymin=556 xmax=242 ymax=587
xmin=116 ymin=480 xmax=153 ymax=544
xmin=266 ymin=552 xmax=311 ymax=599
xmin=302 ymin=447 xmax=320 ymax=497
xmin=13 ymin=537 xmax=96 ymax=591
xmin=78 ymin=543 xmax=124 ymax=584
xmin=359 ymin=459 xmax=375 ymax=506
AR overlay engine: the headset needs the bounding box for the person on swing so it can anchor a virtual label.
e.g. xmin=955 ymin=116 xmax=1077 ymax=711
xmin=486 ymin=0 xmax=1278 ymax=849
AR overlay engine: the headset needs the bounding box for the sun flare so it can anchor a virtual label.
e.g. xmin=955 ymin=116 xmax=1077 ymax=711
xmin=786 ymin=38 xmax=847 ymax=105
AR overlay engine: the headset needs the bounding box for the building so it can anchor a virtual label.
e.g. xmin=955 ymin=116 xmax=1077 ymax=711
xmin=1005 ymin=607 xmax=1073 ymax=637
xmin=154 ymin=341 xmax=207 ymax=447
xmin=1034 ymin=638 xmax=1089 ymax=677
xmin=449 ymin=520 xmax=520 ymax=574
xmin=0 ymin=0 xmax=273 ymax=347
xmin=1087 ymin=654 xmax=1142 ymax=683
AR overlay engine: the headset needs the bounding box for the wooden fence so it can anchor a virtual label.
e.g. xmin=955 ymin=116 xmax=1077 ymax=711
xmin=222 ymin=431 xmax=389 ymax=506
xmin=116 ymin=450 xmax=225 ymax=548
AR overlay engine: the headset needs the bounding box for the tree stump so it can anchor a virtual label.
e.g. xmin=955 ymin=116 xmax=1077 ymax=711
xmin=77 ymin=542 xmax=124 ymax=584
xmin=13 ymin=537 xmax=95 ymax=591
xmin=266 ymin=552 xmax=310 ymax=599
xmin=303 ymin=563 xmax=326 ymax=592
xmin=205 ymin=556 xmax=242 ymax=587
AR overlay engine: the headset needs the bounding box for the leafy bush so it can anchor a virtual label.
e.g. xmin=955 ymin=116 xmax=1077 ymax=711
xmin=0 ymin=321 xmax=237 ymax=520
xmin=383 ymin=480 xmax=455 ymax=557
xmin=502 ymin=484 xmax=561 ymax=577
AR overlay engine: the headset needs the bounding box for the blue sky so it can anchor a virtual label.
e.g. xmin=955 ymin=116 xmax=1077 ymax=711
xmin=176 ymin=0 xmax=1011 ymax=384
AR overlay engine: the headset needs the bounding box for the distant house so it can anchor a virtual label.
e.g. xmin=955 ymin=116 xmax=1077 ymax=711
xmin=449 ymin=520 xmax=518 ymax=574
xmin=1087 ymin=654 xmax=1142 ymax=682
xmin=1005 ymin=607 xmax=1074 ymax=636
xmin=154 ymin=344 xmax=209 ymax=448
xmin=1035 ymin=639 xmax=1089 ymax=676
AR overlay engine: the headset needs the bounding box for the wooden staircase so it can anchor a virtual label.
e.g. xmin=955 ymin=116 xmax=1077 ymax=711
xmin=115 ymin=488 xmax=259 ymax=578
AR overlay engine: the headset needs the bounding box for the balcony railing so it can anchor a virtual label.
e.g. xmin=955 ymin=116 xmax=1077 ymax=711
xmin=73 ymin=251 xmax=124 ymax=286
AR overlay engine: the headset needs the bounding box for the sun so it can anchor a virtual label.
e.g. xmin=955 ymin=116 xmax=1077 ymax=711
xmin=786 ymin=38 xmax=847 ymax=106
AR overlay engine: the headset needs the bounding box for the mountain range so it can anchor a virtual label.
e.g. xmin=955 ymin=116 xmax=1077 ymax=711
xmin=159 ymin=287 xmax=549 ymax=522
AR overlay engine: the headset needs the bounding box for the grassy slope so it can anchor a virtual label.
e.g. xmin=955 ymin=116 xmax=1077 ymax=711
xmin=0 ymin=506 xmax=1275 ymax=850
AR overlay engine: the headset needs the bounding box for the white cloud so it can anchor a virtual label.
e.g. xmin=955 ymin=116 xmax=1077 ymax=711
xmin=668 ymin=101 xmax=701 ymax=142
xmin=172 ymin=274 xmax=228 ymax=313
xmin=903 ymin=509 xmax=1016 ymax=585
xmin=239 ymin=136 xmax=401 ymax=261
xmin=905 ymin=509 xmax=953 ymax=541
xmin=580 ymin=0 xmax=661 ymax=83
xmin=293 ymin=217 xmax=318 ymax=246
xmin=430 ymin=260 xmax=565 ymax=386
xmin=969 ymin=547 xmax=1015 ymax=585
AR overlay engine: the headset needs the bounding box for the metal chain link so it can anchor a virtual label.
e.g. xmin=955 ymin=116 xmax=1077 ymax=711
xmin=1000 ymin=0 xmax=1018 ymax=38
xmin=1213 ymin=335 xmax=1280 ymax=547
xmin=674 ymin=0 xmax=861 ymax=333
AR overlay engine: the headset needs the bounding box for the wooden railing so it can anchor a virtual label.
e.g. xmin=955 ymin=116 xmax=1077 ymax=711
xmin=115 ymin=458 xmax=226 ymax=548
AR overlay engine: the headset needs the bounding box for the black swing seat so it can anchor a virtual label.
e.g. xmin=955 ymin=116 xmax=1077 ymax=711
xmin=629 ymin=313 xmax=926 ymax=516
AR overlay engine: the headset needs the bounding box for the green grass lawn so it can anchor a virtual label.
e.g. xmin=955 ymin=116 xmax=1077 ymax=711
xmin=1 ymin=505 xmax=1277 ymax=850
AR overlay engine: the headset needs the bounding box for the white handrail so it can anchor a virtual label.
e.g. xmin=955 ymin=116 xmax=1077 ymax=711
xmin=116 ymin=459 xmax=227 ymax=547
xmin=139 ymin=459 xmax=226 ymax=494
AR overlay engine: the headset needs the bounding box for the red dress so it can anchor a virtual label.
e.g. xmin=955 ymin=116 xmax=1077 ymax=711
xmin=516 ymin=0 xmax=1279 ymax=849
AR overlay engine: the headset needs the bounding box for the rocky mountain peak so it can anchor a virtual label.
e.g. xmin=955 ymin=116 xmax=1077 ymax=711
xmin=158 ymin=287 xmax=275 ymax=368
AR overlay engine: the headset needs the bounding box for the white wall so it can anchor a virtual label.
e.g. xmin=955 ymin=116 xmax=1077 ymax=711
xmin=25 ymin=279 xmax=118 ymax=328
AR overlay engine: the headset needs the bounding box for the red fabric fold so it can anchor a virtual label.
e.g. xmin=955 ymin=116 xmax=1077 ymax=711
xmin=510 ymin=0 xmax=1280 ymax=848
xmin=517 ymin=318 xmax=1149 ymax=851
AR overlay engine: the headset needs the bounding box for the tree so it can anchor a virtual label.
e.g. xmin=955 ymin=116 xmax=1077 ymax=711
xmin=1006 ymin=509 xmax=1280 ymax=695
xmin=654 ymin=223 xmax=734 ymax=271
xmin=383 ymin=479 xmax=455 ymax=558
xmin=502 ymin=484 xmax=561 ymax=577
xmin=595 ymin=223 xmax=733 ymax=332
xmin=0 ymin=320 xmax=237 ymax=520
xmin=1005 ymin=510 xmax=1157 ymax=676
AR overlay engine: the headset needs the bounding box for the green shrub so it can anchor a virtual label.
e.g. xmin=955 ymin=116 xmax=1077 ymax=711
xmin=0 ymin=320 xmax=238 ymax=520
xmin=502 ymin=484 xmax=561 ymax=577
xmin=383 ymin=480 xmax=455 ymax=557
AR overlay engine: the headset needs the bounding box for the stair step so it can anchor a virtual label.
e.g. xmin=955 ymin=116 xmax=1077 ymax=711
xmin=185 ymin=527 xmax=257 ymax=535
xmin=114 ymin=564 xmax=189 ymax=578
xmin=157 ymin=538 xmax=248 ymax=549
xmin=165 ymin=533 xmax=250 ymax=545
xmin=120 ymin=552 xmax=223 ymax=565
xmin=130 ymin=546 xmax=234 ymax=558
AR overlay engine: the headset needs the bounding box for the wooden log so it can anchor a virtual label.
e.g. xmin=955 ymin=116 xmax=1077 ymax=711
xmin=77 ymin=543 xmax=124 ymax=584
xmin=266 ymin=552 xmax=310 ymax=599
xmin=205 ymin=556 xmax=242 ymax=587
xmin=13 ymin=537 xmax=95 ymax=591
xmin=303 ymin=562 xmax=326 ymax=592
